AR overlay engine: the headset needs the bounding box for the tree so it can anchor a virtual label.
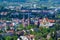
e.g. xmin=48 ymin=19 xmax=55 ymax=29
xmin=5 ymin=36 xmax=12 ymax=40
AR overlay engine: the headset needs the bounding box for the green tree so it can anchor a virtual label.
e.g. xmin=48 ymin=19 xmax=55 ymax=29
xmin=5 ymin=36 xmax=12 ymax=40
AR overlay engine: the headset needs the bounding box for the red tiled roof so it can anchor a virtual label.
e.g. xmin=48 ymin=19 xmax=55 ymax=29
xmin=7 ymin=30 xmax=14 ymax=33
xmin=49 ymin=20 xmax=55 ymax=23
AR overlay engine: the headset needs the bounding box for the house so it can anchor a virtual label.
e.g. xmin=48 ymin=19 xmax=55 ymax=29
xmin=39 ymin=18 xmax=55 ymax=28
xmin=6 ymin=21 xmax=15 ymax=30
xmin=6 ymin=30 xmax=14 ymax=33
xmin=17 ymin=38 xmax=20 ymax=40
xmin=20 ymin=36 xmax=28 ymax=40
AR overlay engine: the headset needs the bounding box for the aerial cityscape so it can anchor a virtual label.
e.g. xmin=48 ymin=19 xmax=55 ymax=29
xmin=0 ymin=0 xmax=60 ymax=40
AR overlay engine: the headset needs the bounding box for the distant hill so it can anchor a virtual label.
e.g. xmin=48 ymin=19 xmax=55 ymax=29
xmin=0 ymin=0 xmax=60 ymax=7
xmin=0 ymin=0 xmax=60 ymax=3
xmin=0 ymin=0 xmax=59 ymax=2
xmin=0 ymin=0 xmax=26 ymax=2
